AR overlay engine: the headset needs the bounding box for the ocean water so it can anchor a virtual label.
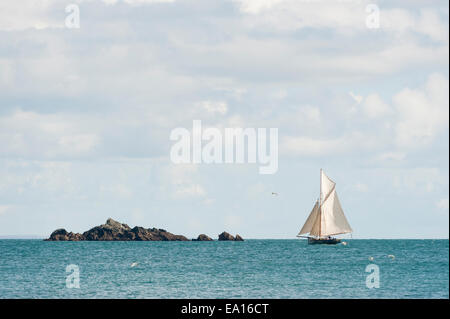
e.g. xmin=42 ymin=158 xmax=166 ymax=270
xmin=0 ymin=239 xmax=448 ymax=299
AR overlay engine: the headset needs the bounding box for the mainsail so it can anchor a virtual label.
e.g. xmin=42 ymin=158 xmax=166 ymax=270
xmin=298 ymin=170 xmax=352 ymax=238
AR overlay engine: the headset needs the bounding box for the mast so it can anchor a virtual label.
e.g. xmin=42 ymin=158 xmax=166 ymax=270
xmin=319 ymin=168 xmax=322 ymax=206
xmin=318 ymin=168 xmax=322 ymax=238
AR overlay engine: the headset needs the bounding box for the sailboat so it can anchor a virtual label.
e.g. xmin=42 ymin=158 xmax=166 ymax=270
xmin=297 ymin=169 xmax=352 ymax=245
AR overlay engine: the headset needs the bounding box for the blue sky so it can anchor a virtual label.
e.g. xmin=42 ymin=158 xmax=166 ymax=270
xmin=0 ymin=0 xmax=448 ymax=238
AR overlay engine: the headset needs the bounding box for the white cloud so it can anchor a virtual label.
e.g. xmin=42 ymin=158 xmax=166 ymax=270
xmin=0 ymin=160 xmax=80 ymax=200
xmin=272 ymin=105 xmax=322 ymax=136
xmin=233 ymin=1 xmax=449 ymax=45
xmin=268 ymin=72 xmax=447 ymax=159
xmin=392 ymin=167 xmax=443 ymax=194
xmin=281 ymin=136 xmax=350 ymax=157
xmin=0 ymin=1 xmax=63 ymax=31
xmin=169 ymin=34 xmax=447 ymax=85
xmin=214 ymin=87 xmax=247 ymax=100
xmin=1 ymin=1 xmax=447 ymax=106
xmin=382 ymin=8 xmax=449 ymax=44
xmin=349 ymin=91 xmax=363 ymax=104
xmin=58 ymin=134 xmax=101 ymax=154
xmin=417 ymin=9 xmax=450 ymax=44
xmin=394 ymin=73 xmax=449 ymax=148
xmin=159 ymin=164 xmax=207 ymax=199
xmin=233 ymin=0 xmax=367 ymax=30
xmin=299 ymin=106 xmax=321 ymax=124
xmin=101 ymin=0 xmax=176 ymax=5
xmin=0 ymin=110 xmax=101 ymax=159
xmin=232 ymin=0 xmax=283 ymax=14
xmin=173 ymin=184 xmax=206 ymax=198
xmin=199 ymin=101 xmax=228 ymax=115
xmin=122 ymin=0 xmax=175 ymax=4
xmin=363 ymin=93 xmax=391 ymax=118
xmin=0 ymin=0 xmax=175 ymax=31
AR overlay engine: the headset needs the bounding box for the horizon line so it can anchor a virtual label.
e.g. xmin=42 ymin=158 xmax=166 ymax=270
xmin=0 ymin=236 xmax=448 ymax=240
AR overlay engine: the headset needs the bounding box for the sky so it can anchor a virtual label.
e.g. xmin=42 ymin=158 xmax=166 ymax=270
xmin=0 ymin=0 xmax=448 ymax=239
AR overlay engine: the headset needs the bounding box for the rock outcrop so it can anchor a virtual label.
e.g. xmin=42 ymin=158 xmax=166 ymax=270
xmin=193 ymin=234 xmax=213 ymax=241
xmin=146 ymin=227 xmax=189 ymax=241
xmin=82 ymin=218 xmax=132 ymax=241
xmin=45 ymin=218 xmax=189 ymax=241
xmin=47 ymin=229 xmax=84 ymax=241
xmin=218 ymin=231 xmax=244 ymax=241
xmin=218 ymin=231 xmax=235 ymax=241
xmin=46 ymin=219 xmax=244 ymax=242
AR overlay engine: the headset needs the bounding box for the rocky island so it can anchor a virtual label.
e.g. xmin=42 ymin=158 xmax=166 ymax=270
xmin=218 ymin=231 xmax=244 ymax=241
xmin=45 ymin=218 xmax=244 ymax=241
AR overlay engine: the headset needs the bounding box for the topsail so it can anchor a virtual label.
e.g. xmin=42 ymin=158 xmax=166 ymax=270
xmin=298 ymin=169 xmax=352 ymax=238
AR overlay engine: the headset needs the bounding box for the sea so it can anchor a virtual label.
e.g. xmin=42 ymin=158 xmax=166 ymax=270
xmin=0 ymin=239 xmax=448 ymax=299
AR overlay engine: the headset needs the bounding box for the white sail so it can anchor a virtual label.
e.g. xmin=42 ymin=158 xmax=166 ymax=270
xmin=302 ymin=170 xmax=352 ymax=238
xmin=309 ymin=206 xmax=321 ymax=237
xmin=320 ymin=170 xmax=335 ymax=202
xmin=298 ymin=201 xmax=319 ymax=236
xmin=318 ymin=188 xmax=352 ymax=236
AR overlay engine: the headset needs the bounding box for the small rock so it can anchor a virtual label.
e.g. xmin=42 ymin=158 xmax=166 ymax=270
xmin=218 ymin=232 xmax=235 ymax=241
xmin=46 ymin=229 xmax=68 ymax=241
xmin=193 ymin=234 xmax=213 ymax=241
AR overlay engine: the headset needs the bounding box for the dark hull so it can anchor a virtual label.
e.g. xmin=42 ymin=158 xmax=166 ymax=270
xmin=308 ymin=237 xmax=341 ymax=245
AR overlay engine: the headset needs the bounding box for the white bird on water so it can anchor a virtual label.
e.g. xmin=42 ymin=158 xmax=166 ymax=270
xmin=130 ymin=262 xmax=138 ymax=268
xmin=388 ymin=254 xmax=395 ymax=260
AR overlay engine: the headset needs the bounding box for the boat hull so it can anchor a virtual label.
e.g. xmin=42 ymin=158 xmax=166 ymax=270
xmin=308 ymin=237 xmax=341 ymax=245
